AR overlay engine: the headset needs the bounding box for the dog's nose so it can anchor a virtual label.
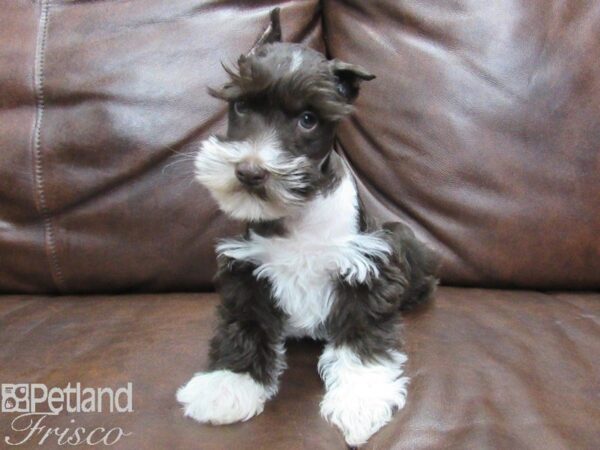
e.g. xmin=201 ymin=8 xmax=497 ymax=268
xmin=235 ymin=161 xmax=269 ymax=186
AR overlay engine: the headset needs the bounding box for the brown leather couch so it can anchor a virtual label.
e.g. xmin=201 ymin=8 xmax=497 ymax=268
xmin=1 ymin=1 xmax=598 ymax=449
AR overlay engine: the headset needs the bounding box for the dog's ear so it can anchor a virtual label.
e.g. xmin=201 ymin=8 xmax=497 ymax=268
xmin=331 ymin=59 xmax=375 ymax=102
xmin=249 ymin=8 xmax=282 ymax=54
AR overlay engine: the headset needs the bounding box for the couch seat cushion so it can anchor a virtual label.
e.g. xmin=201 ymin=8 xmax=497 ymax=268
xmin=0 ymin=287 xmax=598 ymax=449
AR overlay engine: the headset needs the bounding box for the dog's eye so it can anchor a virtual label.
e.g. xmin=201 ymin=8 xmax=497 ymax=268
xmin=233 ymin=101 xmax=249 ymax=115
xmin=298 ymin=112 xmax=318 ymax=131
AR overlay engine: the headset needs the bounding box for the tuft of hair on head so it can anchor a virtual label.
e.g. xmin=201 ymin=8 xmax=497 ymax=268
xmin=207 ymin=7 xmax=376 ymax=116
xmin=207 ymin=8 xmax=282 ymax=101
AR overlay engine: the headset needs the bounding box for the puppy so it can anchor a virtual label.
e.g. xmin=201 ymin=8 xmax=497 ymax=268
xmin=177 ymin=8 xmax=438 ymax=447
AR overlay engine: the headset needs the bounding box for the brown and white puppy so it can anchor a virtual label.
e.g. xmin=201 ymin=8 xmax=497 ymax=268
xmin=177 ymin=9 xmax=438 ymax=447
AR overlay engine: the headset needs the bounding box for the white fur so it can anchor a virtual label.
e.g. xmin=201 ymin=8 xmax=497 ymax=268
xmin=195 ymin=134 xmax=312 ymax=221
xmin=176 ymin=370 xmax=274 ymax=425
xmin=269 ymin=340 xmax=288 ymax=388
xmin=318 ymin=345 xmax=409 ymax=446
xmin=289 ymin=50 xmax=303 ymax=72
xmin=217 ymin=173 xmax=391 ymax=338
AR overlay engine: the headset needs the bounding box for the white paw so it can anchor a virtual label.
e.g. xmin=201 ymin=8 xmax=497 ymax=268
xmin=176 ymin=370 xmax=272 ymax=425
xmin=318 ymin=345 xmax=409 ymax=447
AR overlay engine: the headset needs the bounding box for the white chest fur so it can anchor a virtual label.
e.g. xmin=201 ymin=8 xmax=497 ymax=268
xmin=217 ymin=174 xmax=391 ymax=338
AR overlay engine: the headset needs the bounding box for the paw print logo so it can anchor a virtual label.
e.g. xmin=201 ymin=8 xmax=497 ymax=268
xmin=1 ymin=384 xmax=30 ymax=413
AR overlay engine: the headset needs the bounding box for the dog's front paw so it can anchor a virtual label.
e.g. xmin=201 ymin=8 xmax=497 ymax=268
xmin=319 ymin=346 xmax=409 ymax=446
xmin=176 ymin=370 xmax=272 ymax=425
xmin=320 ymin=384 xmax=407 ymax=447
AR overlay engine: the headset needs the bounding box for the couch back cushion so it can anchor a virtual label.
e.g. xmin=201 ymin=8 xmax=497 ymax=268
xmin=325 ymin=0 xmax=600 ymax=289
xmin=0 ymin=0 xmax=323 ymax=293
xmin=0 ymin=0 xmax=598 ymax=293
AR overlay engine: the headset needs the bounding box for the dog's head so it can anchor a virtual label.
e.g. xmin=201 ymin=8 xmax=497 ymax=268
xmin=195 ymin=8 xmax=374 ymax=221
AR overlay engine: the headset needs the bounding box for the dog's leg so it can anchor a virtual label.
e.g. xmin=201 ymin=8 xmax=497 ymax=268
xmin=319 ymin=265 xmax=410 ymax=446
xmin=177 ymin=259 xmax=286 ymax=425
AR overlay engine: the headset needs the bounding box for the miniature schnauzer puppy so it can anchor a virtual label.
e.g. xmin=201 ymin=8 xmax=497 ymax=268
xmin=177 ymin=9 xmax=438 ymax=447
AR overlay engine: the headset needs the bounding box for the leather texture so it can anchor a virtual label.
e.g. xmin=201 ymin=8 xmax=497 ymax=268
xmin=1 ymin=1 xmax=598 ymax=293
xmin=325 ymin=0 xmax=600 ymax=289
xmin=0 ymin=0 xmax=322 ymax=294
xmin=1 ymin=288 xmax=598 ymax=449
xmin=1 ymin=3 xmax=599 ymax=448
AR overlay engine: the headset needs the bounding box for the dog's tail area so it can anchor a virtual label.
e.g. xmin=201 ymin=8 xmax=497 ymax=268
xmin=383 ymin=221 xmax=439 ymax=313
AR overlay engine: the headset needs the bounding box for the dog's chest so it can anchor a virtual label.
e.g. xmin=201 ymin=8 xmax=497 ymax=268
xmin=259 ymin=178 xmax=360 ymax=337
xmin=220 ymin=176 xmax=361 ymax=338
xmin=257 ymin=233 xmax=341 ymax=338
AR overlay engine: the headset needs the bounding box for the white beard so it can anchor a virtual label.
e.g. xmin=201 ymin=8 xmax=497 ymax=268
xmin=194 ymin=133 xmax=313 ymax=221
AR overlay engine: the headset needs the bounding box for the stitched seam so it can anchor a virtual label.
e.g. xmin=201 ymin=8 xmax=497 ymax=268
xmin=33 ymin=0 xmax=65 ymax=292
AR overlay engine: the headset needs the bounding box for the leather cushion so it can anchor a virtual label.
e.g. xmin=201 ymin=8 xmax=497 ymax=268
xmin=1 ymin=1 xmax=598 ymax=292
xmin=1 ymin=288 xmax=598 ymax=448
xmin=0 ymin=1 xmax=322 ymax=293
xmin=324 ymin=0 xmax=600 ymax=288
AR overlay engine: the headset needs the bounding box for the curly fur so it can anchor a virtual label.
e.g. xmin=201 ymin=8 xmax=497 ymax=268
xmin=177 ymin=7 xmax=438 ymax=447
